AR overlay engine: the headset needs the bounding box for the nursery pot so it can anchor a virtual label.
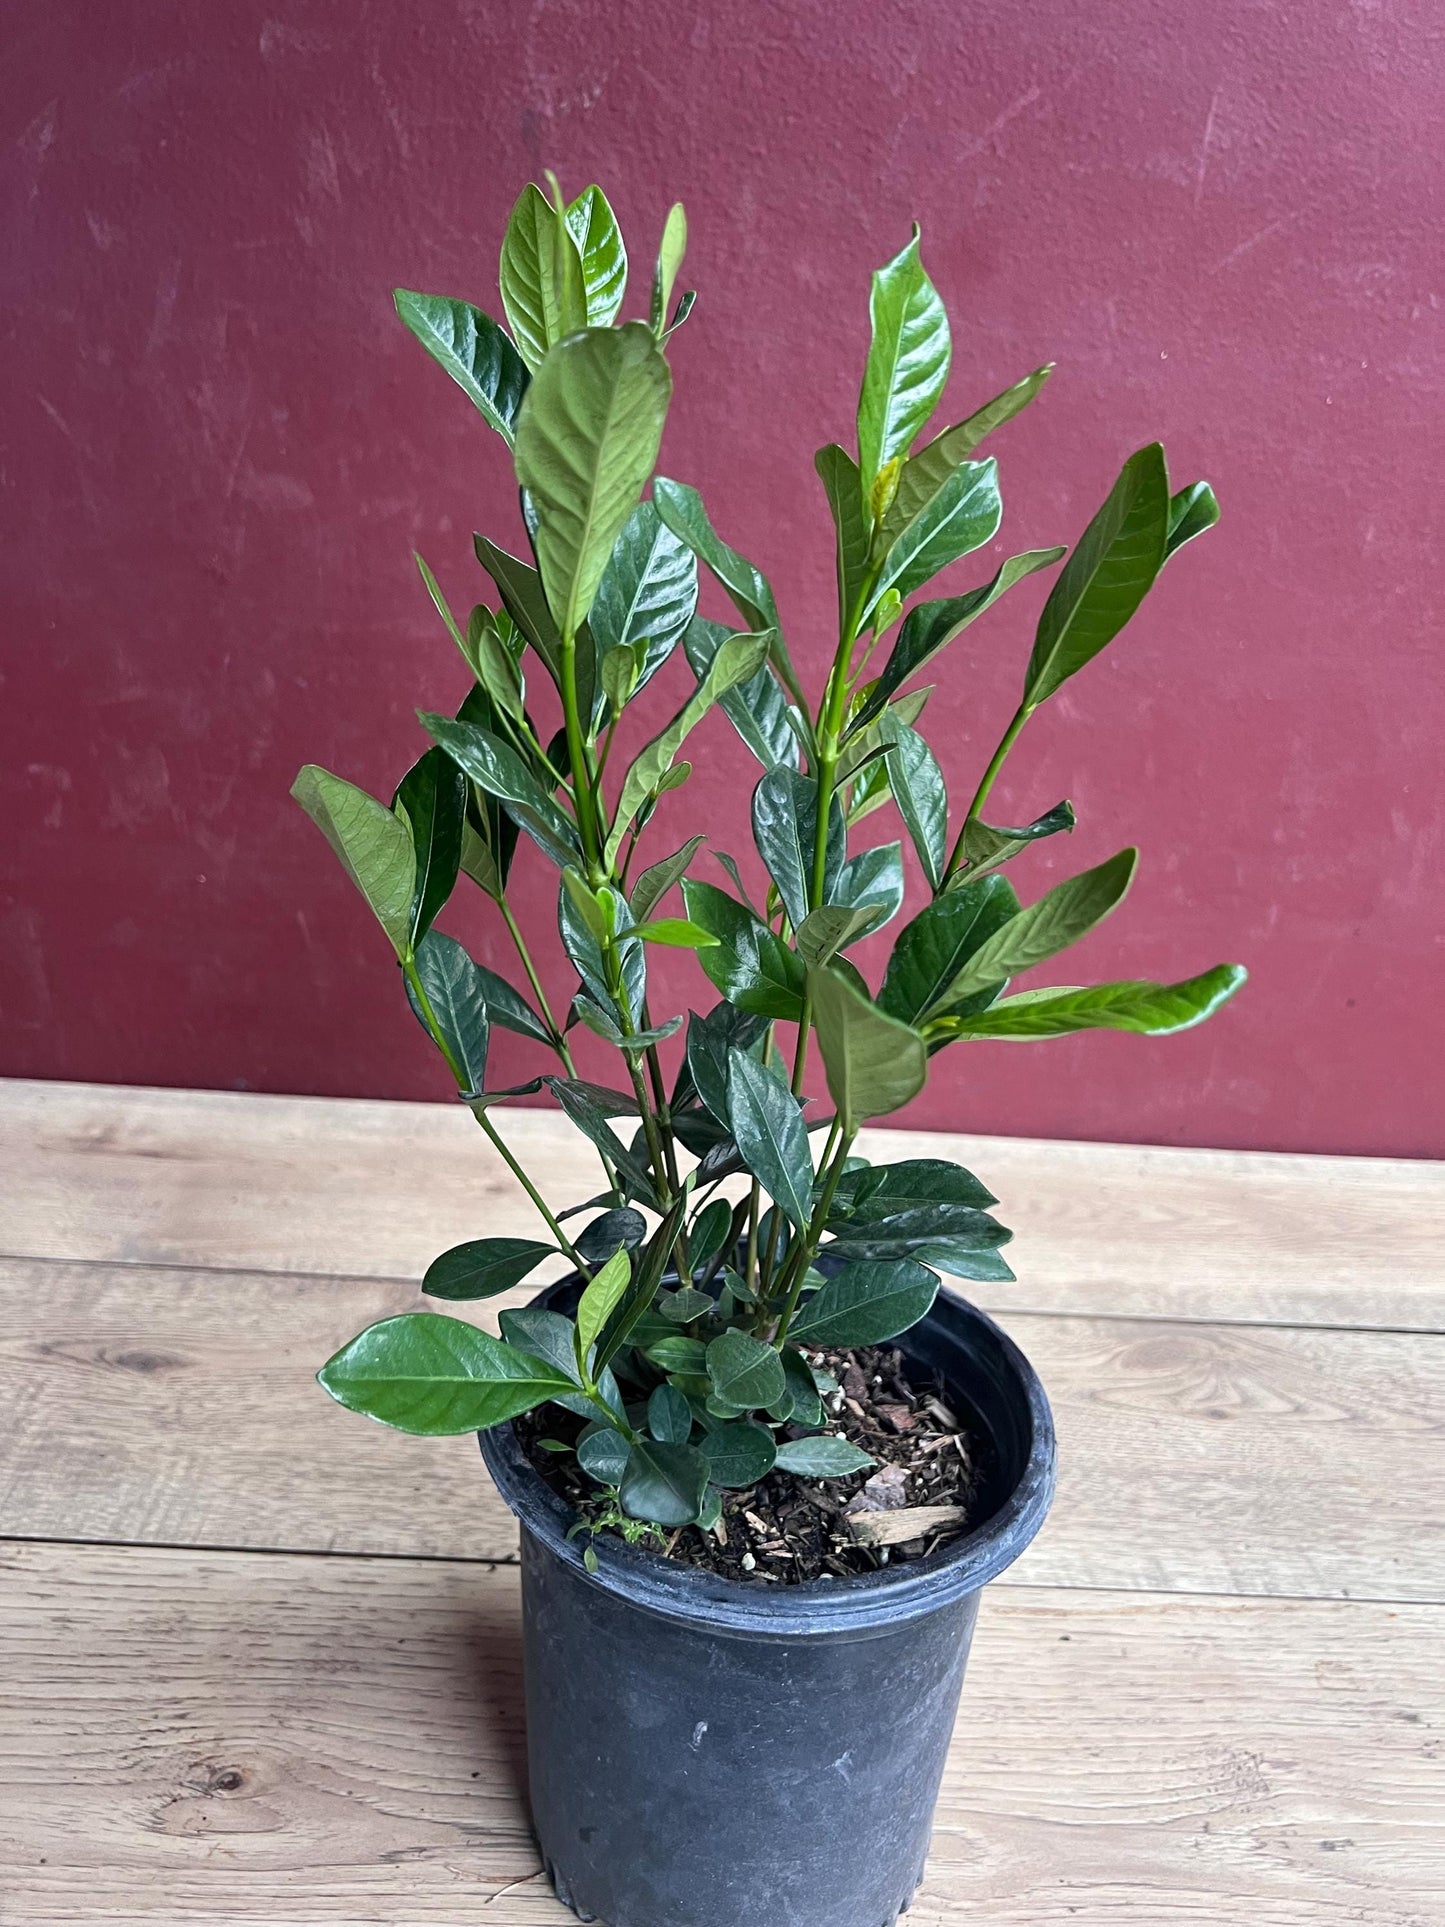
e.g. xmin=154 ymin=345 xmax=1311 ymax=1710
xmin=478 ymin=1282 xmax=1055 ymax=1927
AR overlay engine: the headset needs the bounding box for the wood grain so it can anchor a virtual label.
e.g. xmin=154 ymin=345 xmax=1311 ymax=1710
xmin=5 ymin=1257 xmax=1442 ymax=1602
xmin=3 ymin=1079 xmax=1441 ymax=1330
xmin=0 ymin=1541 xmax=1438 ymax=1926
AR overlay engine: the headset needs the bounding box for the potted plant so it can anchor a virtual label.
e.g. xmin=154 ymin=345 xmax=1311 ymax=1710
xmin=297 ymin=175 xmax=1243 ymax=1927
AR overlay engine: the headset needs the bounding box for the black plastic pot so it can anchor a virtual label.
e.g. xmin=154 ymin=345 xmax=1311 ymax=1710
xmin=478 ymin=1283 xmax=1054 ymax=1927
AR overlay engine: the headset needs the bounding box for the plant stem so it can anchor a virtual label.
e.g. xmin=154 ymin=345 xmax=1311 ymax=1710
xmin=559 ymin=629 xmax=604 ymax=878
xmin=499 ymin=896 xmax=573 ymax=1067
xmin=941 ymin=700 xmax=1035 ymax=887
xmin=772 ymin=1122 xmax=856 ymax=1349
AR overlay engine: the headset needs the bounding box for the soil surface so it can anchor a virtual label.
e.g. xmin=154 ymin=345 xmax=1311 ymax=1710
xmin=516 ymin=1344 xmax=983 ymax=1585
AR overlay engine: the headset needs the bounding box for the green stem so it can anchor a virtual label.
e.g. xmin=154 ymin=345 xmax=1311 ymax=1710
xmin=941 ymin=700 xmax=1035 ymax=887
xmin=772 ymin=1122 xmax=856 ymax=1350
xmin=499 ymin=896 xmax=572 ymax=1066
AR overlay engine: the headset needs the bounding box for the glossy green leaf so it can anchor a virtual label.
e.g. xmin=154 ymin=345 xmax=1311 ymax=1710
xmin=958 ymin=801 xmax=1076 ymax=882
xmin=933 ymin=963 xmax=1247 ymax=1039
xmin=499 ymin=181 xmax=588 ymax=372
xmin=706 ymin=1328 xmax=787 ymax=1410
xmin=725 ymin=1048 xmax=814 ymax=1229
xmin=884 ymin=364 xmax=1051 ymax=538
xmin=650 ymin=202 xmax=687 ymax=336
xmin=789 ymin=1260 xmax=940 ymax=1348
xmin=558 ymin=881 xmax=644 ymax=1027
xmin=414 ymin=552 xmax=477 ymax=677
xmin=472 ymin=535 xmax=566 ymax=691
xmin=684 ymin=1001 xmax=770 ymax=1125
xmin=407 ymin=931 xmax=491 ymax=1093
xmin=318 ymin=1313 xmax=575 ymax=1435
xmin=393 ymin=746 xmax=466 ymax=948
xmin=808 ymin=964 xmax=927 ymax=1128
xmin=867 ymin=458 xmax=1003 ymax=617
xmin=688 ymin=1198 xmax=736 ymax=1270
xmin=776 ymin=1347 xmax=824 ymax=1428
xmin=750 ymin=767 xmax=846 ymax=931
xmin=827 ymin=1202 xmax=1010 ymax=1261
xmin=883 ymin=722 xmax=947 ymax=892
xmin=420 ymin=711 xmax=581 ymax=868
xmin=631 ymin=918 xmax=718 ymax=949
xmin=605 ymin=628 xmax=771 ymax=864
xmin=936 ymin=848 xmax=1138 ymax=1009
xmin=815 ymin=443 xmax=870 ymax=625
xmin=565 ymin=184 xmax=628 ymax=326
xmin=546 ymin=1077 xmax=658 ymax=1209
xmin=576 ymin=1246 xmax=632 ymax=1362
xmin=498 ymin=1307 xmax=585 ymax=1389
xmin=514 ymin=323 xmax=673 ymax=644
xmin=393 ymin=290 xmax=529 ymax=444
xmin=1165 ymin=479 xmax=1220 ymax=559
xmin=857 ymin=227 xmax=951 ymax=500
xmin=461 ymin=958 xmax=552 ymax=1048
xmin=681 ymin=878 xmax=807 ymax=1020
xmin=699 ymin=1420 xmax=777 ymax=1488
xmin=644 ymin=1334 xmax=710 ymax=1376
xmin=629 ymin=833 xmax=707 ymax=924
xmin=620 ymin=1438 xmax=710 ymax=1525
xmin=466 ymin=605 xmax=525 ymax=718
xmin=577 ymin=1423 xmax=631 ymax=1484
xmin=575 ymin=1207 xmax=648 ymax=1267
xmin=832 ymin=842 xmax=905 ymax=938
xmin=589 ymin=501 xmax=698 ymax=717
xmin=877 ymin=875 xmax=1022 ymax=1026
xmin=648 ymin=1381 xmax=694 ymax=1444
xmin=291 ymin=765 xmax=416 ymax=958
xmin=422 ymin=1237 xmax=555 ymax=1300
xmin=1024 ymin=443 xmax=1170 ymax=707
xmin=829 ymin=1158 xmax=997 ymax=1223
xmin=773 ymin=1435 xmax=874 ymax=1477
xmin=795 ymin=903 xmax=879 ymax=967
xmin=684 ymin=617 xmax=799 ymax=772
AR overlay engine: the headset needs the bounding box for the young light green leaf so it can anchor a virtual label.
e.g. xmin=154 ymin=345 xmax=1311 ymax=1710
xmin=394 ymin=746 xmax=466 ymax=947
xmin=857 ymin=227 xmax=951 ymax=503
xmin=773 ymin=1435 xmax=875 ymax=1477
xmin=406 ymin=930 xmax=491 ymax=1093
xmin=620 ymin=1438 xmax=710 ymax=1525
xmin=877 ymin=875 xmax=1022 ymax=1026
xmin=751 ymin=766 xmax=846 ymax=931
xmin=576 ymin=1245 xmax=632 ymax=1363
xmin=629 ymin=833 xmax=707 ymax=924
xmin=808 ymin=965 xmax=927 ymax=1128
xmin=789 ymin=1260 xmax=940 ymax=1348
xmin=684 ymin=616 xmax=800 ymax=772
xmin=392 ymin=291 xmax=529 ymax=443
xmin=318 ymin=1313 xmax=575 ymax=1435
xmin=933 ymin=963 xmax=1247 ymax=1040
xmin=413 ymin=552 xmax=477 ymax=677
xmin=514 ymin=323 xmax=673 ymax=644
xmin=699 ymin=1420 xmax=777 ymax=1488
xmin=815 ymin=443 xmax=871 ymax=627
xmin=725 ymin=1047 xmax=814 ymax=1229
xmin=650 ymin=202 xmax=687 ymax=336
xmin=883 ymin=721 xmax=947 ymax=892
xmin=499 ymin=181 xmax=588 ymax=372
xmin=291 ymin=765 xmax=417 ymax=957
xmin=422 ymin=1237 xmax=555 ymax=1300
xmin=935 ymin=847 xmax=1138 ymax=1010
xmin=706 ymin=1327 xmax=787 ymax=1410
xmin=631 ymin=918 xmax=719 ymax=949
xmin=883 ymin=364 xmax=1052 ymax=539
xmin=1164 ymin=480 xmax=1220 ymax=559
xmin=421 ymin=711 xmax=581 ymax=868
xmin=565 ymin=184 xmax=628 ymax=326
xmin=1024 ymin=443 xmax=1170 ymax=707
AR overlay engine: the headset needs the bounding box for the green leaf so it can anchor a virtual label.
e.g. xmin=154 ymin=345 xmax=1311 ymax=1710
xmin=795 ymin=903 xmax=880 ymax=967
xmin=414 ymin=552 xmax=478 ymax=677
xmin=499 ymin=181 xmax=588 ymax=372
xmin=422 ymin=1237 xmax=555 ymax=1300
xmin=575 ymin=1207 xmax=648 ymax=1266
xmin=498 ymin=1307 xmax=585 ymax=1388
xmin=393 ymin=747 xmax=466 ymax=948
xmin=774 ymin=1435 xmax=874 ymax=1477
xmin=631 ymin=918 xmax=719 ymax=950
xmin=829 ymin=1158 xmax=997 ymax=1222
xmin=815 ymin=444 xmax=870 ymax=626
xmin=565 ymin=184 xmax=628 ymax=326
xmin=620 ymin=1438 xmax=710 ymax=1525
xmin=933 ymin=964 xmax=1247 ymax=1040
xmin=558 ymin=878 xmax=644 ymax=1023
xmin=958 ymin=801 xmax=1076 ymax=882
xmin=867 ymin=459 xmax=1003 ymax=618
xmin=318 ymin=1314 xmax=575 ymax=1435
xmin=472 ymin=535 xmax=566 ymax=692
xmin=808 ymin=965 xmax=927 ymax=1128
xmin=883 ymin=722 xmax=947 ymax=892
xmin=629 ymin=833 xmax=707 ymax=924
xmin=577 ymin=1423 xmax=630 ymax=1484
xmin=706 ymin=1328 xmax=787 ymax=1410
xmin=684 ymin=616 xmax=799 ymax=772
xmin=827 ymin=1202 xmax=1010 ymax=1261
xmin=644 ymin=1334 xmax=710 ymax=1376
xmin=776 ymin=1346 xmax=824 ymax=1427
xmin=514 ymin=323 xmax=673 ymax=644
xmin=407 ymin=931 xmax=491 ymax=1093
xmin=647 ymin=1381 xmax=693 ymax=1444
xmin=884 ymin=364 xmax=1052 ymax=539
xmin=681 ymin=878 xmax=807 ymax=1020
xmin=420 ymin=711 xmax=582 ymax=868
xmin=689 ymin=1198 xmax=736 ymax=1269
xmin=877 ymin=875 xmax=1022 ymax=1026
xmin=589 ymin=501 xmax=698 ymax=717
xmin=750 ymin=767 xmax=846 ymax=932
xmin=684 ymin=1001 xmax=770 ymax=1125
xmin=576 ymin=1247 xmax=632 ymax=1362
xmin=1024 ymin=443 xmax=1171 ymax=707
xmin=605 ymin=628 xmax=771 ymax=864
xmin=392 ymin=290 xmax=529 ymax=444
xmin=462 ymin=959 xmax=553 ymax=1048
xmin=857 ymin=227 xmax=951 ymax=500
xmin=699 ymin=1420 xmax=777 ymax=1488
xmin=833 ymin=842 xmax=905 ymax=938
xmin=466 ymin=605 xmax=526 ymax=718
xmin=291 ymin=765 xmax=416 ymax=958
xmin=853 ymin=550 xmax=1066 ymax=731
xmin=934 ymin=848 xmax=1138 ymax=1010
xmin=789 ymin=1260 xmax=940 ymax=1348
xmin=725 ymin=1049 xmax=814 ymax=1229
xmin=1165 ymin=480 xmax=1220 ymax=559
xmin=547 ymin=1078 xmax=658 ymax=1209
xmin=650 ymin=202 xmax=687 ymax=336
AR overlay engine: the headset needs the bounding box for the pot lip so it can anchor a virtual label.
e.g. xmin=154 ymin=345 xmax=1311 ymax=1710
xmin=478 ymin=1284 xmax=1056 ymax=1640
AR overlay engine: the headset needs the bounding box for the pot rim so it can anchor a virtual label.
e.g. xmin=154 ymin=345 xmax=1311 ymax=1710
xmin=480 ymin=1284 xmax=1054 ymax=1639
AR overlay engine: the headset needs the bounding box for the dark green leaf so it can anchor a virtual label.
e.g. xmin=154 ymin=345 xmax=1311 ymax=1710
xmin=644 ymin=1334 xmax=710 ymax=1375
xmin=932 ymin=964 xmax=1247 ymax=1039
xmin=1024 ymin=443 xmax=1170 ymax=707
xmin=789 ymin=1260 xmax=940 ymax=1348
xmin=684 ymin=1002 xmax=770 ymax=1125
xmin=751 ymin=767 xmax=846 ymax=931
xmin=558 ymin=879 xmax=644 ymax=1023
xmin=867 ymin=459 xmax=1003 ymax=617
xmin=1164 ymin=480 xmax=1219 ymax=560
xmin=883 ymin=722 xmax=947 ymax=891
xmin=577 ymin=1423 xmax=630 ymax=1484
xmin=589 ymin=501 xmax=698 ymax=721
xmin=407 ymin=931 xmax=490 ymax=1093
xmin=472 ymin=535 xmax=566 ymax=691
xmin=684 ymin=617 xmax=799 ymax=771
xmin=565 ymin=184 xmax=628 ymax=327
xmin=681 ymin=878 xmax=806 ymax=1020
xmin=393 ymin=747 xmax=466 ymax=948
xmin=725 ymin=1049 xmax=814 ymax=1229
xmin=291 ymin=765 xmax=416 ymax=958
xmin=422 ymin=1236 xmax=554 ymax=1300
xmin=421 ymin=711 xmax=581 ymax=867
xmin=827 ymin=1202 xmax=1010 ymax=1259
xmin=499 ymin=181 xmax=588 ymax=372
xmin=829 ymin=1158 xmax=997 ymax=1222
xmin=958 ymin=801 xmax=1076 ymax=882
xmin=647 ymin=1381 xmax=693 ymax=1444
xmin=774 ymin=1435 xmax=875 ymax=1477
xmin=884 ymin=364 xmax=1051 ymax=538
xmin=546 ymin=1078 xmax=658 ymax=1208
xmin=776 ymin=1346 xmax=824 ymax=1428
xmin=808 ymin=965 xmax=927 ymax=1128
xmin=318 ymin=1314 xmax=574 ymax=1434
xmin=857 ymin=227 xmax=951 ymax=498
xmin=630 ymin=833 xmax=708 ymax=924
xmin=699 ymin=1420 xmax=777 ymax=1488
xmin=706 ymin=1328 xmax=787 ymax=1410
xmin=620 ymin=1438 xmax=710 ymax=1525
xmin=877 ymin=875 xmax=1022 ymax=1026
xmin=659 ymin=1287 xmax=715 ymax=1323
xmin=815 ymin=443 xmax=870 ymax=625
xmin=498 ymin=1307 xmax=585 ymax=1387
xmin=689 ymin=1198 xmax=736 ymax=1269
xmin=393 ymin=290 xmax=528 ymax=444
xmin=575 ymin=1208 xmax=648 ymax=1266
xmin=936 ymin=848 xmax=1138 ymax=1008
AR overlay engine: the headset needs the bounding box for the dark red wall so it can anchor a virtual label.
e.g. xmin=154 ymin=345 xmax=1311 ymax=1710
xmin=2 ymin=1 xmax=1440 ymax=1156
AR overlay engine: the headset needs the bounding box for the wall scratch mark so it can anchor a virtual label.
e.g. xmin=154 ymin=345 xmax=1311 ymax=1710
xmin=1195 ymin=85 xmax=1222 ymax=205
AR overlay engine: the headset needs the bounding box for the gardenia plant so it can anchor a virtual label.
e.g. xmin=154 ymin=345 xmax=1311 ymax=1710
xmin=300 ymin=176 xmax=1243 ymax=1555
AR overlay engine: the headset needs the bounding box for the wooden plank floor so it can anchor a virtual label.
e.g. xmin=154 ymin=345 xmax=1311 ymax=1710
xmin=1 ymin=1079 xmax=1441 ymax=1924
